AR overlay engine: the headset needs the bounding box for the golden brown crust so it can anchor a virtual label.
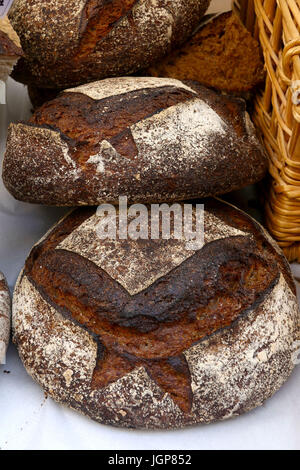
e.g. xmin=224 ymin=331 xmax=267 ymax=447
xmin=0 ymin=271 xmax=11 ymax=364
xmin=2 ymin=78 xmax=268 ymax=206
xmin=27 ymin=85 xmax=62 ymax=110
xmin=10 ymin=0 xmax=210 ymax=88
xmin=148 ymin=11 xmax=265 ymax=94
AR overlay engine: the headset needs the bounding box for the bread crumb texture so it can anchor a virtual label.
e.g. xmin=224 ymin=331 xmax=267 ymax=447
xmin=149 ymin=11 xmax=265 ymax=93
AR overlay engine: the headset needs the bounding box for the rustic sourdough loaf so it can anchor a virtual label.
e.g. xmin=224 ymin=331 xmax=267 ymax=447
xmin=3 ymin=77 xmax=268 ymax=206
xmin=0 ymin=17 xmax=22 ymax=82
xmin=13 ymin=199 xmax=300 ymax=429
xmin=9 ymin=0 xmax=210 ymax=88
xmin=0 ymin=272 xmax=10 ymax=365
xmin=148 ymin=11 xmax=265 ymax=95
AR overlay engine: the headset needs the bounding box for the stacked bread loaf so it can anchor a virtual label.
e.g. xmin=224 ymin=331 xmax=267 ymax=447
xmin=1 ymin=0 xmax=299 ymax=430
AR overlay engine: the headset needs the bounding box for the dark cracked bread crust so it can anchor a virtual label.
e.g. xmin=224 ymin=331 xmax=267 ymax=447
xmin=12 ymin=199 xmax=300 ymax=428
xmin=0 ymin=17 xmax=22 ymax=56
xmin=0 ymin=17 xmax=23 ymax=81
xmin=9 ymin=0 xmax=210 ymax=88
xmin=3 ymin=77 xmax=268 ymax=206
xmin=0 ymin=30 xmax=22 ymax=57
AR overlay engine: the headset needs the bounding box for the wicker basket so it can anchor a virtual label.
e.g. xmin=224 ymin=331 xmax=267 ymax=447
xmin=235 ymin=0 xmax=300 ymax=262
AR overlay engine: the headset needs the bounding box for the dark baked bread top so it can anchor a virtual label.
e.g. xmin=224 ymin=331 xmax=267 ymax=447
xmin=29 ymin=82 xmax=198 ymax=164
xmin=23 ymin=199 xmax=294 ymax=413
xmin=3 ymin=78 xmax=267 ymax=206
xmin=10 ymin=0 xmax=210 ymax=87
xmin=148 ymin=11 xmax=265 ymax=94
xmin=0 ymin=17 xmax=22 ymax=57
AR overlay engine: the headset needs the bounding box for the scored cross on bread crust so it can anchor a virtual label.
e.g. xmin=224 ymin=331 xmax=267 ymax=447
xmin=13 ymin=200 xmax=300 ymax=428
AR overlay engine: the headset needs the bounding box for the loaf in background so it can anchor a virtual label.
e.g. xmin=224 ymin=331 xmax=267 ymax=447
xmin=3 ymin=77 xmax=268 ymax=206
xmin=0 ymin=272 xmax=11 ymax=365
xmin=0 ymin=17 xmax=22 ymax=82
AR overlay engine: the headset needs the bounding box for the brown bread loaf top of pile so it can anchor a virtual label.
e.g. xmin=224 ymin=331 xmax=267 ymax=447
xmin=148 ymin=11 xmax=265 ymax=94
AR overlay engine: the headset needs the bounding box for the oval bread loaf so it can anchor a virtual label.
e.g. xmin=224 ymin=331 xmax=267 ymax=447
xmin=9 ymin=0 xmax=210 ymax=88
xmin=13 ymin=199 xmax=300 ymax=429
xmin=3 ymin=77 xmax=268 ymax=206
xmin=0 ymin=272 xmax=11 ymax=365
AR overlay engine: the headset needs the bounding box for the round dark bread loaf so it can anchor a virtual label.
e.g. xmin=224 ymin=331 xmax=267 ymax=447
xmin=13 ymin=199 xmax=300 ymax=429
xmin=3 ymin=77 xmax=267 ymax=206
xmin=9 ymin=0 xmax=210 ymax=88
xmin=0 ymin=272 xmax=11 ymax=364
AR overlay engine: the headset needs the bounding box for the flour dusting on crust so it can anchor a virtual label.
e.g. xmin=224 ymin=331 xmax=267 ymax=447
xmin=66 ymin=77 xmax=197 ymax=101
xmin=13 ymin=270 xmax=300 ymax=429
xmin=130 ymin=98 xmax=226 ymax=167
xmin=9 ymin=0 xmax=86 ymax=63
xmin=57 ymin=209 xmax=246 ymax=295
